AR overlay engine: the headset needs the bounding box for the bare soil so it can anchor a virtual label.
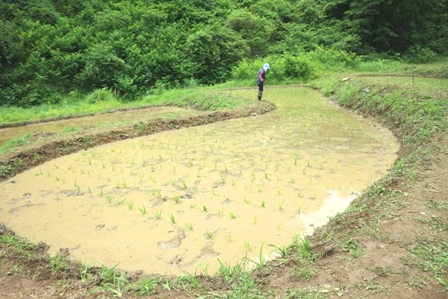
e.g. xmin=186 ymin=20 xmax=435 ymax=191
xmin=1 ymin=91 xmax=447 ymax=298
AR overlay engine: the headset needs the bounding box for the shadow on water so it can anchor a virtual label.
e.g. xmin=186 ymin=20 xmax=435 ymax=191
xmin=0 ymin=87 xmax=398 ymax=276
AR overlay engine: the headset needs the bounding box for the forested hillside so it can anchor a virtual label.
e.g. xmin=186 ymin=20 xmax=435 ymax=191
xmin=1 ymin=0 xmax=447 ymax=107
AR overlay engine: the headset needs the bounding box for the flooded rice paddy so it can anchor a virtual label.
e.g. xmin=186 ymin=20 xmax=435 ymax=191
xmin=0 ymin=87 xmax=398 ymax=276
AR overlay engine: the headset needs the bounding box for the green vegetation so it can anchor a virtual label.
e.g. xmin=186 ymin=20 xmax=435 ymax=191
xmin=1 ymin=0 xmax=446 ymax=107
xmin=0 ymin=1 xmax=447 ymax=296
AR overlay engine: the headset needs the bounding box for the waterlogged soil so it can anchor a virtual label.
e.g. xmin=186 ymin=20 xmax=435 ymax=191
xmin=0 ymin=87 xmax=398 ymax=277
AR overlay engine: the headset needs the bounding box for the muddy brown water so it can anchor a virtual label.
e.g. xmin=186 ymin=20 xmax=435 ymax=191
xmin=0 ymin=106 xmax=198 ymax=146
xmin=0 ymin=87 xmax=398 ymax=276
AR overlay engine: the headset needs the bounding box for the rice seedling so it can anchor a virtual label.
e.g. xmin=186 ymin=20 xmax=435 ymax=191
xmin=202 ymin=205 xmax=208 ymax=212
xmin=277 ymin=189 xmax=283 ymax=196
xmin=243 ymin=195 xmax=250 ymax=205
xmin=244 ymin=240 xmax=252 ymax=251
xmin=139 ymin=205 xmax=147 ymax=215
xmin=172 ymin=196 xmax=181 ymax=204
xmin=106 ymin=196 xmax=113 ymax=203
xmin=205 ymin=230 xmax=214 ymax=239
xmin=88 ymin=187 xmax=92 ymax=194
xmin=152 ymin=209 xmax=162 ymax=220
xmin=181 ymin=180 xmax=187 ymax=189
xmin=74 ymin=180 xmax=80 ymax=191
xmin=229 ymin=212 xmax=237 ymax=219
xmin=231 ymin=178 xmax=236 ymax=186
xmin=226 ymin=233 xmax=232 ymax=242
xmin=184 ymin=222 xmax=194 ymax=231
xmin=264 ymin=172 xmax=268 ymax=180
xmin=127 ymin=201 xmax=134 ymax=210
xmin=216 ymin=207 xmax=225 ymax=217
xmin=297 ymin=189 xmax=304 ymax=197
xmin=152 ymin=189 xmax=161 ymax=197
xmin=169 ymin=213 xmax=176 ymax=224
xmin=278 ymin=198 xmax=286 ymax=211
xmin=253 ymin=216 xmax=258 ymax=225
xmin=260 ymin=200 xmax=266 ymax=208
xmin=289 ymin=177 xmax=296 ymax=184
xmin=100 ymin=188 xmax=103 ymax=197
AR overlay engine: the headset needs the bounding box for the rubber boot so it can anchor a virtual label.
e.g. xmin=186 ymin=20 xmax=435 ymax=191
xmin=258 ymin=91 xmax=262 ymax=101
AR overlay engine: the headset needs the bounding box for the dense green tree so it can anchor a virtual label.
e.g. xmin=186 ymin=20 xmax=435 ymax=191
xmin=185 ymin=22 xmax=249 ymax=83
xmin=329 ymin=0 xmax=448 ymax=54
xmin=0 ymin=0 xmax=446 ymax=107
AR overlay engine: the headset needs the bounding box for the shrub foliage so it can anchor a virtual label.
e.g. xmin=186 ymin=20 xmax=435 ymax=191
xmin=0 ymin=0 xmax=446 ymax=107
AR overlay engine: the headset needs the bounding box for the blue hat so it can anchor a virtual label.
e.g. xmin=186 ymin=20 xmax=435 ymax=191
xmin=263 ymin=63 xmax=270 ymax=69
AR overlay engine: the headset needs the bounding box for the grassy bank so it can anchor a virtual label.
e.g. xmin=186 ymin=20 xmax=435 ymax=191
xmin=0 ymin=87 xmax=256 ymax=126
xmin=0 ymin=60 xmax=447 ymax=298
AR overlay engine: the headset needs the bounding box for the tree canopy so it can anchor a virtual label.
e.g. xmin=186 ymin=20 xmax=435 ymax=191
xmin=1 ymin=0 xmax=446 ymax=107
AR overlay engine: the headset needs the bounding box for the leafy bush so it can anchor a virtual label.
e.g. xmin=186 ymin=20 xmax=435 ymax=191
xmin=231 ymin=48 xmax=361 ymax=84
xmin=85 ymin=88 xmax=117 ymax=104
xmin=403 ymin=46 xmax=439 ymax=64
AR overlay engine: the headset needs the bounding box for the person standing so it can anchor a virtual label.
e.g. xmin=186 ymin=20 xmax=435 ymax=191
xmin=256 ymin=63 xmax=270 ymax=101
